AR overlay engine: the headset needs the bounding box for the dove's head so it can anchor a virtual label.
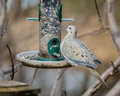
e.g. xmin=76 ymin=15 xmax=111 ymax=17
xmin=65 ymin=25 xmax=77 ymax=37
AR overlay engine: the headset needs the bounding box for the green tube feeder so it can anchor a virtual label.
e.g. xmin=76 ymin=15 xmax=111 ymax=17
xmin=16 ymin=0 xmax=73 ymax=68
xmin=26 ymin=0 xmax=74 ymax=61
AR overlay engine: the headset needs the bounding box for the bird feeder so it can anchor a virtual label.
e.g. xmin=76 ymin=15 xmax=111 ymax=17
xmin=16 ymin=0 xmax=73 ymax=68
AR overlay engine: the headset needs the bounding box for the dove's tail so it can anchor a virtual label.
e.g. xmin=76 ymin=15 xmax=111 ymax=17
xmin=88 ymin=68 xmax=108 ymax=88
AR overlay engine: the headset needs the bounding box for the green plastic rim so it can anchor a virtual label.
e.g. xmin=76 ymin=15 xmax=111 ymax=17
xmin=48 ymin=38 xmax=60 ymax=56
xmin=38 ymin=3 xmax=41 ymax=21
xmin=58 ymin=4 xmax=62 ymax=22
xmin=36 ymin=56 xmax=64 ymax=61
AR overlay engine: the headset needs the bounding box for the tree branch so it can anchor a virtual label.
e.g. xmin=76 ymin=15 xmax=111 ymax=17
xmin=0 ymin=0 xmax=8 ymax=81
xmin=58 ymin=88 xmax=67 ymax=96
xmin=82 ymin=0 xmax=120 ymax=95
xmin=0 ymin=0 xmax=7 ymax=39
xmin=78 ymin=27 xmax=109 ymax=38
xmin=107 ymin=0 xmax=120 ymax=51
xmin=82 ymin=57 xmax=120 ymax=96
xmin=7 ymin=44 xmax=14 ymax=80
xmin=0 ymin=63 xmax=22 ymax=81
xmin=51 ymin=69 xmax=66 ymax=96
xmin=94 ymin=0 xmax=102 ymax=24
xmin=3 ymin=63 xmax=22 ymax=75
xmin=30 ymin=68 xmax=38 ymax=86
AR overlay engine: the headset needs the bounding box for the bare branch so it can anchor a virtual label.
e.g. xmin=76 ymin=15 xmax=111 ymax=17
xmin=0 ymin=0 xmax=8 ymax=81
xmin=3 ymin=63 xmax=22 ymax=75
xmin=58 ymin=88 xmax=67 ymax=96
xmin=7 ymin=44 xmax=15 ymax=80
xmin=78 ymin=27 xmax=109 ymax=38
xmin=94 ymin=0 xmax=102 ymax=24
xmin=82 ymin=57 xmax=120 ymax=96
xmin=107 ymin=0 xmax=120 ymax=51
xmin=82 ymin=1 xmax=120 ymax=95
xmin=30 ymin=68 xmax=38 ymax=86
xmin=0 ymin=63 xmax=22 ymax=81
xmin=106 ymin=80 xmax=120 ymax=96
xmin=51 ymin=69 xmax=66 ymax=96
xmin=0 ymin=0 xmax=7 ymax=39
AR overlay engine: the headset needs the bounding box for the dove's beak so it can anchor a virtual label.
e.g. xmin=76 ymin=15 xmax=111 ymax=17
xmin=64 ymin=29 xmax=67 ymax=31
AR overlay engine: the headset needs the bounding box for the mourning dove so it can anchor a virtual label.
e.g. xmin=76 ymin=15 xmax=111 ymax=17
xmin=60 ymin=25 xmax=108 ymax=87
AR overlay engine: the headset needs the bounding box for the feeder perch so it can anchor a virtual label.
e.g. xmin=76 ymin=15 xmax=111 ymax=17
xmin=16 ymin=0 xmax=73 ymax=68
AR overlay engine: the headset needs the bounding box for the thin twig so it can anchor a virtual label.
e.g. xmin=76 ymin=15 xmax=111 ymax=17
xmin=3 ymin=63 xmax=22 ymax=75
xmin=78 ymin=27 xmax=109 ymax=38
xmin=94 ymin=0 xmax=102 ymax=23
xmin=58 ymin=88 xmax=67 ymax=96
xmin=94 ymin=0 xmax=107 ymax=33
xmin=0 ymin=18 xmax=8 ymax=38
xmin=30 ymin=68 xmax=38 ymax=86
xmin=7 ymin=44 xmax=14 ymax=80
xmin=51 ymin=69 xmax=66 ymax=96
xmin=82 ymin=57 xmax=120 ymax=96
xmin=0 ymin=63 xmax=22 ymax=81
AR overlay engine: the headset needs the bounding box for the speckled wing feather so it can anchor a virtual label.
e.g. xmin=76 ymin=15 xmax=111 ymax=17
xmin=77 ymin=40 xmax=101 ymax=64
xmin=61 ymin=39 xmax=97 ymax=69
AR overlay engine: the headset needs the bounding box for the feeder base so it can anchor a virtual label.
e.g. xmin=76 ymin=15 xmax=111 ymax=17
xmin=16 ymin=50 xmax=71 ymax=68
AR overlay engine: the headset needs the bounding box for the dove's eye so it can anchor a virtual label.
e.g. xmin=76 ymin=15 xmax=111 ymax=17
xmin=69 ymin=27 xmax=71 ymax=29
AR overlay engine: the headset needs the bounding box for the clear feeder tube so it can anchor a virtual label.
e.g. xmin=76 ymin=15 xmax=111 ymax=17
xmin=39 ymin=0 xmax=61 ymax=58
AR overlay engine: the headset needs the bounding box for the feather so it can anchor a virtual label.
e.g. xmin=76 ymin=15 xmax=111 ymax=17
xmin=94 ymin=59 xmax=101 ymax=64
xmin=81 ymin=42 xmax=101 ymax=64
xmin=88 ymin=68 xmax=108 ymax=88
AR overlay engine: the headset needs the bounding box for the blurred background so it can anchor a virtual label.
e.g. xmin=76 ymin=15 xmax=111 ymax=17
xmin=0 ymin=0 xmax=120 ymax=96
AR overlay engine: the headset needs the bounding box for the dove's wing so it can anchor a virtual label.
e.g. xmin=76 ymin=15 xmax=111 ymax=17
xmin=78 ymin=41 xmax=101 ymax=64
xmin=61 ymin=39 xmax=97 ymax=69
